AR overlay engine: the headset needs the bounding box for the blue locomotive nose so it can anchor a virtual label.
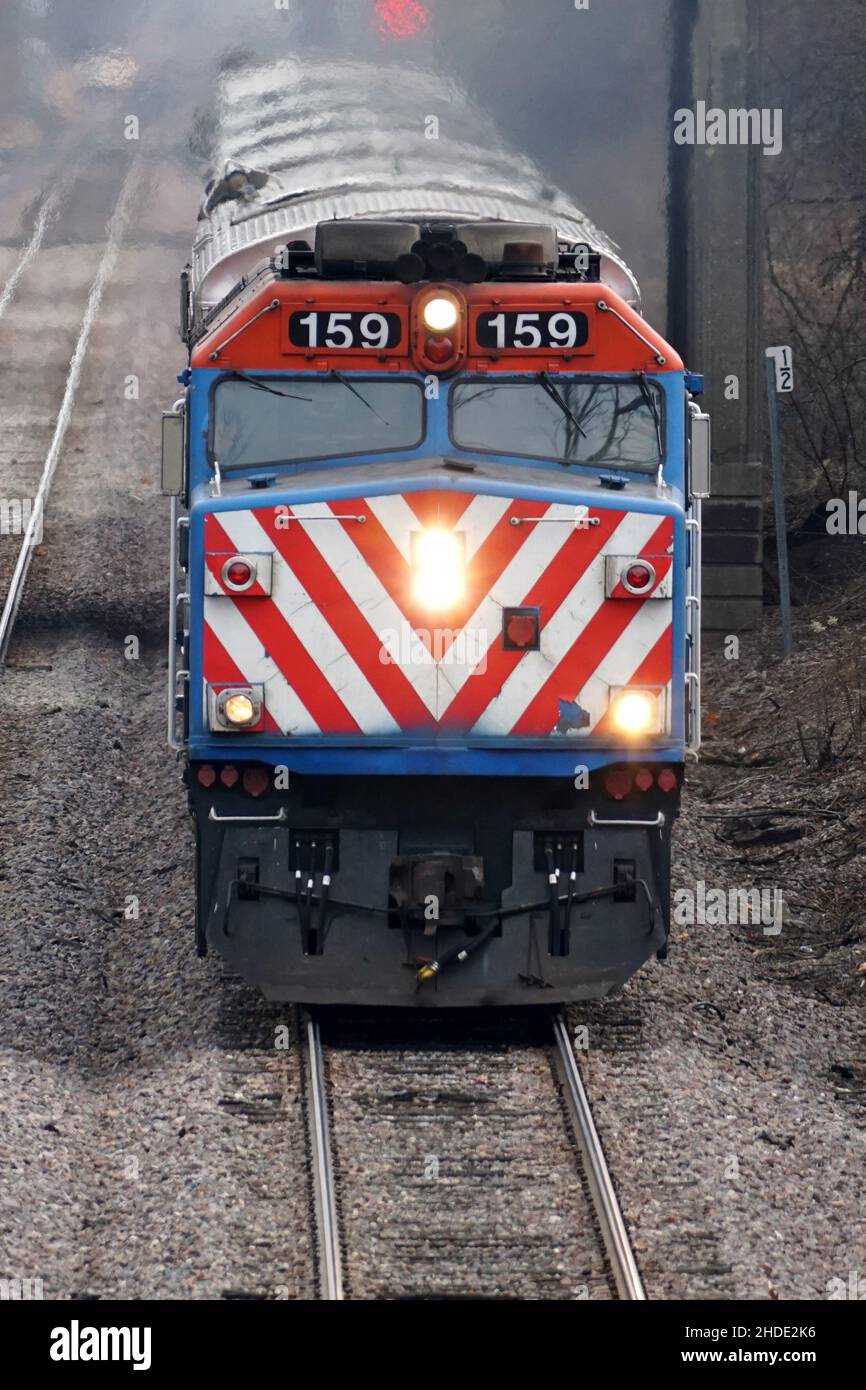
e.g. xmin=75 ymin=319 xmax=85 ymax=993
xmin=165 ymin=125 xmax=704 ymax=1003
xmin=175 ymin=447 xmax=691 ymax=1003
xmin=188 ymin=461 xmax=683 ymax=759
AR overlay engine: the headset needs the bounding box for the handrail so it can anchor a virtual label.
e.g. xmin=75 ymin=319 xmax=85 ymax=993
xmin=167 ymin=500 xmax=189 ymax=750
xmin=588 ymin=810 xmax=666 ymax=829
xmin=685 ymin=502 xmax=702 ymax=755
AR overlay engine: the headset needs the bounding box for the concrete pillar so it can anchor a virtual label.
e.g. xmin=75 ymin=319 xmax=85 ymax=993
xmin=667 ymin=0 xmax=764 ymax=633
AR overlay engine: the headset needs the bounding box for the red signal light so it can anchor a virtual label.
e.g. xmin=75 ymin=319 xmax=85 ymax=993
xmin=220 ymin=764 xmax=239 ymax=788
xmin=196 ymin=764 xmax=216 ymax=788
xmin=634 ymin=768 xmax=654 ymax=792
xmin=425 ymin=334 xmax=454 ymax=363
xmin=657 ymin=768 xmax=678 ymax=792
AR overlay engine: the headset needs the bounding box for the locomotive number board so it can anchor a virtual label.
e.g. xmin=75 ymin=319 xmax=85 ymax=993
xmin=288 ymin=309 xmax=403 ymax=350
xmin=474 ymin=309 xmax=589 ymax=351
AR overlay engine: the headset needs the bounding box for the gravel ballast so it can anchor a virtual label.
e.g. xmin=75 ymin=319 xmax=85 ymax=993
xmin=570 ymin=620 xmax=866 ymax=1301
xmin=0 ymin=160 xmax=311 ymax=1299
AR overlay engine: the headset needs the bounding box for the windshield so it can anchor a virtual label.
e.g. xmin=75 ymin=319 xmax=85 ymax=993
xmin=450 ymin=377 xmax=664 ymax=472
xmin=211 ymin=376 xmax=424 ymax=468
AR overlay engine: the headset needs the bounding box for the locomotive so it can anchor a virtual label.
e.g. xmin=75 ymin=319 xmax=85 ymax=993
xmin=163 ymin=64 xmax=709 ymax=1006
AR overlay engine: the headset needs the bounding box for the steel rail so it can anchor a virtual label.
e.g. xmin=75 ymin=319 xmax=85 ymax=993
xmin=301 ymin=1009 xmax=344 ymax=1301
xmin=0 ymin=181 xmax=67 ymax=322
xmin=0 ymin=162 xmax=139 ymax=666
xmin=551 ymin=1009 xmax=646 ymax=1300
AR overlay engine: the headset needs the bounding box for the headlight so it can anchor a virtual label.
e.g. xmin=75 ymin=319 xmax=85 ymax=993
xmin=412 ymin=528 xmax=465 ymax=609
xmin=422 ymin=296 xmax=459 ymax=332
xmin=224 ymin=693 xmax=256 ymax=725
xmin=609 ymin=689 xmax=658 ymax=736
xmin=208 ymin=684 xmax=264 ymax=732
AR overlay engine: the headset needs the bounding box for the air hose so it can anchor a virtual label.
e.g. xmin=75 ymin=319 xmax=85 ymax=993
xmin=416 ymin=919 xmax=501 ymax=984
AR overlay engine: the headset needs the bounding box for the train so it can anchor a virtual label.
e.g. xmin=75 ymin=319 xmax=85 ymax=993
xmin=163 ymin=59 xmax=709 ymax=1005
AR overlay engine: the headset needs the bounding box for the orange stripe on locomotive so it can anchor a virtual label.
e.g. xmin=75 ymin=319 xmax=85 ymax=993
xmin=191 ymin=279 xmax=683 ymax=377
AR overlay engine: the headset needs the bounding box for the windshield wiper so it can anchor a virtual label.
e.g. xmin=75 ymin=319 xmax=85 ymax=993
xmin=222 ymin=369 xmax=312 ymax=402
xmin=636 ymin=372 xmax=663 ymax=458
xmin=330 ymin=370 xmax=389 ymax=425
xmin=537 ymin=372 xmax=587 ymax=446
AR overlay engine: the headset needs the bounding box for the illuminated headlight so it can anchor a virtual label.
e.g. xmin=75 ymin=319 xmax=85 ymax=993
xmin=422 ymin=296 xmax=459 ymax=332
xmin=224 ymin=693 xmax=255 ymax=725
xmin=412 ymin=529 xmax=465 ymax=610
xmin=208 ymin=684 xmax=264 ymax=732
xmin=609 ymin=689 xmax=658 ymax=736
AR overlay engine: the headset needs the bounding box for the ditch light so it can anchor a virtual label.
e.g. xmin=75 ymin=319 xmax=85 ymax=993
xmin=207 ymin=684 xmax=265 ymax=732
xmin=609 ymin=689 xmax=659 ymax=736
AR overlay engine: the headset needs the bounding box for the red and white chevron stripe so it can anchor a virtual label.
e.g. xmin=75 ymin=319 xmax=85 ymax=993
xmin=201 ymin=492 xmax=674 ymax=738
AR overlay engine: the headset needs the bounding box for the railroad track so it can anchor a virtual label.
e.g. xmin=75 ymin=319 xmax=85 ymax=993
xmin=0 ymin=161 xmax=139 ymax=665
xmin=549 ymin=1009 xmax=645 ymax=1300
xmin=301 ymin=1009 xmax=345 ymax=1301
xmin=300 ymin=1006 xmax=645 ymax=1301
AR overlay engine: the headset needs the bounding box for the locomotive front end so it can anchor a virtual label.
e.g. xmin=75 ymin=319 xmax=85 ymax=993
xmin=165 ymin=219 xmax=707 ymax=1005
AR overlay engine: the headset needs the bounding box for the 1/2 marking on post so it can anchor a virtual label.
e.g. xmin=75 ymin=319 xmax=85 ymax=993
xmin=766 ymin=345 xmax=794 ymax=393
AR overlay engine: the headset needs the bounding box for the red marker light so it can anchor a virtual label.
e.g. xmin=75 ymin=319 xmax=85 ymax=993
xmin=625 ymin=562 xmax=654 ymax=593
xmin=506 ymin=615 xmax=537 ymax=647
xmin=220 ymin=764 xmax=239 ymax=788
xmin=503 ymin=609 xmax=540 ymax=650
xmin=604 ymin=769 xmax=633 ymax=801
xmin=657 ymin=768 xmax=678 ymax=792
xmin=425 ymin=334 xmax=454 ymax=363
xmin=634 ymin=768 xmax=654 ymax=792
xmin=196 ymin=764 xmax=216 ymax=788
xmin=222 ymin=558 xmax=255 ymax=591
xmin=242 ymin=767 xmax=270 ymax=798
